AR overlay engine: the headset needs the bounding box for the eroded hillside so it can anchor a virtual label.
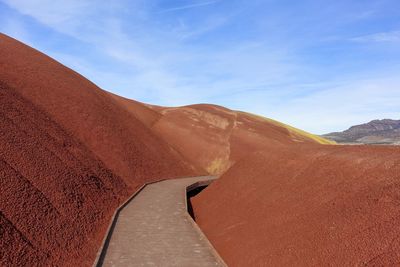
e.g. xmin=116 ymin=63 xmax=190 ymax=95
xmin=0 ymin=33 xmax=331 ymax=266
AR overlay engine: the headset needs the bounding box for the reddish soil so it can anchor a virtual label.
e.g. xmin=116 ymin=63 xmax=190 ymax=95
xmin=0 ymin=34 xmax=202 ymax=266
xmin=3 ymin=32 xmax=383 ymax=266
xmin=192 ymin=144 xmax=400 ymax=266
xmin=146 ymin=105 xmax=319 ymax=174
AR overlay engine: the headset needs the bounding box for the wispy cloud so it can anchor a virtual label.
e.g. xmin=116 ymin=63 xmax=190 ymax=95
xmin=0 ymin=13 xmax=32 ymax=46
xmin=1 ymin=0 xmax=399 ymax=133
xmin=261 ymin=76 xmax=400 ymax=134
xmin=157 ymin=1 xmax=219 ymax=14
xmin=351 ymin=30 xmax=400 ymax=43
xmin=176 ymin=15 xmax=228 ymax=40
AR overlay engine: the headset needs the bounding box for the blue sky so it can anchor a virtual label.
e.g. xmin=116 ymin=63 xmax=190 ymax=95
xmin=0 ymin=0 xmax=399 ymax=134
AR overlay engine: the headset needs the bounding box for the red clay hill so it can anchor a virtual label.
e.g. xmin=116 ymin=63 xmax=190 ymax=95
xmin=122 ymin=102 xmax=333 ymax=174
xmin=0 ymin=34 xmax=329 ymax=266
xmin=4 ymin=32 xmax=397 ymax=267
xmin=192 ymin=144 xmax=400 ymax=266
xmin=0 ymin=33 xmax=206 ymax=266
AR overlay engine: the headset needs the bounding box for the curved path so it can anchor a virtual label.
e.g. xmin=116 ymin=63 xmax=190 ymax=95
xmin=97 ymin=176 xmax=225 ymax=266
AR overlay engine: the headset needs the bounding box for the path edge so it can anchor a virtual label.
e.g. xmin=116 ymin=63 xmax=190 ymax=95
xmin=185 ymin=179 xmax=228 ymax=267
xmin=92 ymin=175 xmax=224 ymax=266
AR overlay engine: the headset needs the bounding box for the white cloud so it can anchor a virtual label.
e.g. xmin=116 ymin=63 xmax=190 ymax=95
xmin=157 ymin=1 xmax=219 ymax=14
xmin=351 ymin=30 xmax=400 ymax=43
xmin=2 ymin=0 xmax=399 ymax=134
xmin=260 ymin=76 xmax=400 ymax=134
xmin=0 ymin=14 xmax=33 ymax=46
xmin=2 ymin=0 xmax=91 ymax=32
xmin=176 ymin=15 xmax=228 ymax=40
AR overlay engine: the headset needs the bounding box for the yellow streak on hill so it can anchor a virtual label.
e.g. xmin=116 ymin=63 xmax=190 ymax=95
xmin=241 ymin=112 xmax=336 ymax=145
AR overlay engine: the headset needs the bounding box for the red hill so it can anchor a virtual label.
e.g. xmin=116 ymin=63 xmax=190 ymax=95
xmin=0 ymin=33 xmax=201 ymax=266
xmin=192 ymin=144 xmax=400 ymax=266
xmin=0 ymin=33 xmax=333 ymax=266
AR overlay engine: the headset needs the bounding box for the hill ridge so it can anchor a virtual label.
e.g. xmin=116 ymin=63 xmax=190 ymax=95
xmin=323 ymin=119 xmax=400 ymax=144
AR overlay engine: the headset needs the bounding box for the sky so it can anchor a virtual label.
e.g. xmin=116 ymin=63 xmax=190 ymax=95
xmin=0 ymin=0 xmax=399 ymax=134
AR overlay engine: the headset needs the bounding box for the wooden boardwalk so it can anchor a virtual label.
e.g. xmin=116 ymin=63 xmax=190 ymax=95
xmin=98 ymin=176 xmax=225 ymax=266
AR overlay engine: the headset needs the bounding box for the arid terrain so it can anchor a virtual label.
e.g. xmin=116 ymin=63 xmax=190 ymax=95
xmin=323 ymin=119 xmax=400 ymax=144
xmin=192 ymin=144 xmax=400 ymax=266
xmin=0 ymin=33 xmax=202 ymax=266
xmin=0 ymin=33 xmax=327 ymax=266
xmin=2 ymin=32 xmax=400 ymax=266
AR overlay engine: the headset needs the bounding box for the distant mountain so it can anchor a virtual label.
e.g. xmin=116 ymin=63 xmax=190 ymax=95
xmin=322 ymin=119 xmax=400 ymax=144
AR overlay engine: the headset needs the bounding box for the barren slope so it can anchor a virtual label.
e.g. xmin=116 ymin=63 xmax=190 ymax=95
xmin=192 ymin=144 xmax=400 ymax=266
xmin=0 ymin=33 xmax=201 ymax=266
xmin=146 ymin=104 xmax=333 ymax=174
xmin=0 ymin=32 xmax=334 ymax=266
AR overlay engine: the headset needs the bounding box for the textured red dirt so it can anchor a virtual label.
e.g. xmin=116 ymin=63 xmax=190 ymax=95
xmin=0 ymin=34 xmax=202 ymax=266
xmin=192 ymin=144 xmax=400 ymax=266
xmin=146 ymin=105 xmax=321 ymax=174
xmin=0 ymin=33 xmax=345 ymax=266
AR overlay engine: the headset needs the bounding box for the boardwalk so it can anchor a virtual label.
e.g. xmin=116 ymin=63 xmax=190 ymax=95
xmin=98 ymin=176 xmax=225 ymax=267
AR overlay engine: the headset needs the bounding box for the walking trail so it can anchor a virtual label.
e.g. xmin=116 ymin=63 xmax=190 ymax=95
xmin=97 ymin=176 xmax=225 ymax=266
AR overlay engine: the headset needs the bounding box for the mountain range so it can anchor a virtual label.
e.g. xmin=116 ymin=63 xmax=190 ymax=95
xmin=323 ymin=119 xmax=400 ymax=144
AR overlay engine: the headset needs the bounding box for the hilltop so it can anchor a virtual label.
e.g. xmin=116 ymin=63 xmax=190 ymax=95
xmin=0 ymin=33 xmax=328 ymax=266
xmin=323 ymin=119 xmax=400 ymax=144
